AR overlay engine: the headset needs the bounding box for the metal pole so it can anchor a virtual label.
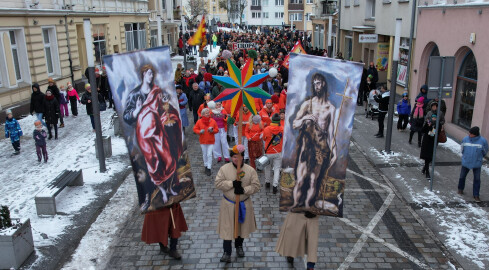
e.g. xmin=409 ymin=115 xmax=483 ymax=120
xmin=336 ymin=0 xmax=342 ymax=56
xmin=83 ymin=19 xmax=106 ymax=172
xmin=157 ymin=15 xmax=163 ymax=46
xmin=430 ymin=57 xmax=444 ymax=191
xmin=182 ymin=17 xmax=187 ymax=71
xmin=327 ymin=16 xmax=333 ymax=57
xmin=385 ymin=18 xmax=402 ymax=153
xmin=405 ymin=0 xmax=417 ymax=92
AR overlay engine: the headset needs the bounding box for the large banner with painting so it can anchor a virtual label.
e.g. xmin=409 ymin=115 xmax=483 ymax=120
xmin=103 ymin=46 xmax=196 ymax=213
xmin=279 ymin=53 xmax=363 ymax=217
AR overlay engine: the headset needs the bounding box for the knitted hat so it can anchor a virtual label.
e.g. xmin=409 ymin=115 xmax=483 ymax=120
xmin=271 ymin=95 xmax=280 ymax=104
xmin=368 ymin=74 xmax=373 ymax=79
xmin=6 ymin=109 xmax=12 ymax=115
xmin=85 ymin=83 xmax=91 ymax=89
xmin=417 ymin=96 xmax=425 ymax=104
xmin=469 ymin=126 xmax=480 ymax=136
xmin=34 ymin=120 xmax=42 ymax=126
xmin=229 ymin=144 xmax=245 ymax=157
xmin=207 ymin=101 xmax=216 ymax=110
xmin=431 ymin=114 xmax=437 ymax=119
xmin=46 ymin=89 xmax=52 ymax=94
xmin=48 ymin=77 xmax=54 ymax=83
xmin=204 ymin=72 xmax=213 ymax=82
xmin=402 ymin=92 xmax=408 ymax=97
xmin=175 ymin=84 xmax=182 ymax=89
xmin=265 ymin=99 xmax=272 ymax=104
xmin=252 ymin=115 xmax=261 ymax=124
xmin=67 ymin=82 xmax=72 ymax=87
xmin=271 ymin=113 xmax=280 ymax=124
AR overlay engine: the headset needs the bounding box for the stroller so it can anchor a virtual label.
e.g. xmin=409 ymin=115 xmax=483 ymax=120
xmin=366 ymin=89 xmax=380 ymax=120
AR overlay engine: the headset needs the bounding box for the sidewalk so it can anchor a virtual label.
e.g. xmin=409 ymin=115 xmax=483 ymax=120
xmin=102 ymin=112 xmax=460 ymax=270
xmin=351 ymin=104 xmax=489 ymax=269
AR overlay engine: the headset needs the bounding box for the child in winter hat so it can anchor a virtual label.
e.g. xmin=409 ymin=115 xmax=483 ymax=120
xmin=5 ymin=109 xmax=23 ymax=154
xmin=33 ymin=120 xmax=48 ymax=162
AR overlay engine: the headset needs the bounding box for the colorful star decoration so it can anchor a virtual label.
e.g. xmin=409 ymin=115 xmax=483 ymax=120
xmin=212 ymin=59 xmax=271 ymax=117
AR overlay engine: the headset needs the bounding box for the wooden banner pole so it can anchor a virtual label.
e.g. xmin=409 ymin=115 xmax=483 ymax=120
xmin=170 ymin=208 xmax=176 ymax=229
xmin=234 ymin=106 xmax=244 ymax=239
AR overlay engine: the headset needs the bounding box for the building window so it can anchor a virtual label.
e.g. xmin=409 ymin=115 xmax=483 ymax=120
xmin=453 ymin=51 xmax=478 ymax=129
xmin=345 ymin=0 xmax=350 ymax=7
xmin=306 ymin=12 xmax=312 ymax=21
xmin=9 ymin=31 xmax=22 ymax=81
xmin=150 ymin=29 xmax=158 ymax=47
xmin=263 ymin=12 xmax=269 ymax=18
xmin=366 ymin=0 xmax=375 ymax=18
xmin=354 ymin=0 xmax=360 ymax=5
xmin=125 ymin=23 xmax=147 ymax=51
xmin=42 ymin=27 xmax=60 ymax=76
xmin=275 ymin=12 xmax=284 ymax=18
xmin=290 ymin=0 xmax=303 ymax=3
xmin=263 ymin=0 xmax=269 ymax=5
xmin=0 ymin=29 xmax=29 ymax=86
xmin=275 ymin=0 xmax=284 ymax=5
xmin=252 ymin=12 xmax=261 ymax=18
xmin=213 ymin=6 xmax=216 ymax=11
xmin=162 ymin=0 xmax=166 ymax=10
xmin=307 ymin=0 xmax=313 ymax=3
xmin=92 ymin=24 xmax=106 ymax=66
xmin=252 ymin=0 xmax=261 ymax=6
xmin=289 ymin=13 xmax=303 ymax=21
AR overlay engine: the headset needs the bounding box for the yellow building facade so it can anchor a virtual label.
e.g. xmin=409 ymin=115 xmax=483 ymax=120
xmin=0 ymin=0 xmax=149 ymax=113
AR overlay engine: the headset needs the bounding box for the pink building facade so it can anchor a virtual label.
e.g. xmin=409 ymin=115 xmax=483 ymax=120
xmin=411 ymin=1 xmax=489 ymax=141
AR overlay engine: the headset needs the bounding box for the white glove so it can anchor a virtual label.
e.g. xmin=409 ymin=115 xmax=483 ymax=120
xmin=200 ymin=129 xmax=205 ymax=134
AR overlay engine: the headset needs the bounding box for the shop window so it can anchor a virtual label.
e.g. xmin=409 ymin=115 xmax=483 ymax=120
xmin=453 ymin=51 xmax=477 ymax=129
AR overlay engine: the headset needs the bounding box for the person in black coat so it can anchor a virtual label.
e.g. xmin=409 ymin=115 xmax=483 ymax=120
xmin=30 ymin=83 xmax=47 ymax=127
xmin=367 ymin=62 xmax=379 ymax=85
xmin=188 ymin=83 xmax=205 ymax=124
xmin=420 ymin=114 xmax=440 ymax=180
xmin=81 ymin=84 xmax=103 ymax=130
xmin=44 ymin=89 xmax=60 ymax=140
xmin=47 ymin=78 xmax=64 ymax=128
xmin=373 ymin=85 xmax=389 ymax=138
xmin=358 ymin=65 xmax=368 ymax=106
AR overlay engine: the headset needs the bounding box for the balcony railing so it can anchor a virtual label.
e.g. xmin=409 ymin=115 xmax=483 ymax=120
xmin=311 ymin=2 xmax=337 ymax=18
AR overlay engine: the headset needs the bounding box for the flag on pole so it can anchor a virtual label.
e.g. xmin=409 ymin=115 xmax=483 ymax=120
xmin=187 ymin=15 xmax=207 ymax=52
xmin=282 ymin=40 xmax=306 ymax=69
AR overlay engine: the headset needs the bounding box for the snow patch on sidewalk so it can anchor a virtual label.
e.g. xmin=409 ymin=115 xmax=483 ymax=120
xmin=62 ymin=175 xmax=138 ymax=270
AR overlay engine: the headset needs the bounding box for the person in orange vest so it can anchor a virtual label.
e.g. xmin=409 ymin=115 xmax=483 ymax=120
xmin=245 ymin=115 xmax=264 ymax=169
xmin=197 ymin=94 xmax=212 ymax=118
xmin=262 ymin=113 xmax=284 ymax=194
xmin=193 ymin=108 xmax=219 ymax=176
xmin=259 ymin=99 xmax=279 ymax=127
xmin=210 ymin=101 xmax=231 ymax=163
xmin=279 ymin=109 xmax=285 ymax=127
xmin=233 ymin=105 xmax=252 ymax=163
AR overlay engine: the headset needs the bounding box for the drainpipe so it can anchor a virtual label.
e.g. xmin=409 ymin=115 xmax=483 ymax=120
xmin=336 ymin=0 xmax=341 ymax=56
xmin=64 ymin=15 xmax=75 ymax=84
xmin=405 ymin=0 xmax=417 ymax=92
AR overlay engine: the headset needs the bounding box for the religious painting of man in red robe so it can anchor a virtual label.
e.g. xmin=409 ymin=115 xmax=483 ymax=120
xmin=104 ymin=46 xmax=196 ymax=213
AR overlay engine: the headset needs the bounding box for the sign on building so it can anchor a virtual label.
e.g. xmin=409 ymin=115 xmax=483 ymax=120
xmin=359 ymin=34 xmax=378 ymax=43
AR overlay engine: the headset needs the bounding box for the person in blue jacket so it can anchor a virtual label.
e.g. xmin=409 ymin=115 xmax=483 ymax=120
xmin=397 ymin=92 xmax=411 ymax=131
xmin=458 ymin=126 xmax=488 ymax=203
xmin=5 ymin=109 xmax=23 ymax=154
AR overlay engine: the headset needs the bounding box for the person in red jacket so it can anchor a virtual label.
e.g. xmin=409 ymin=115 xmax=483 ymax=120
xmin=194 ymin=108 xmax=219 ymax=176
xmin=262 ymin=113 xmax=284 ymax=194
xmin=245 ymin=115 xmax=264 ymax=169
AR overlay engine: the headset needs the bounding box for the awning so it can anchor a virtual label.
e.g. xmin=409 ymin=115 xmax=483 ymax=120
xmin=352 ymin=25 xmax=376 ymax=32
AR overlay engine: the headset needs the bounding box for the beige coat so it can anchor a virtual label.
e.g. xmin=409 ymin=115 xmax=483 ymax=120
xmin=275 ymin=212 xmax=319 ymax=262
xmin=215 ymin=163 xmax=260 ymax=240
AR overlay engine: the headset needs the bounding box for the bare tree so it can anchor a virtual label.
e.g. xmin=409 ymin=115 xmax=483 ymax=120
xmin=219 ymin=0 xmax=247 ymax=25
xmin=186 ymin=0 xmax=208 ymax=27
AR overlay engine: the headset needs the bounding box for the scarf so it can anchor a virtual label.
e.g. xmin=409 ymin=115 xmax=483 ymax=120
xmin=413 ymin=102 xmax=424 ymax=118
xmin=46 ymin=95 xmax=54 ymax=101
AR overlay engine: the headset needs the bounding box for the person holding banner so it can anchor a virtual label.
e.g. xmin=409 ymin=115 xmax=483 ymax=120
xmin=275 ymin=211 xmax=319 ymax=269
xmin=141 ymin=203 xmax=188 ymax=260
xmin=215 ymin=145 xmax=260 ymax=263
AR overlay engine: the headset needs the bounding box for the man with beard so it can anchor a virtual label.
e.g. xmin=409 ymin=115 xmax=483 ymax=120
xmin=291 ymin=73 xmax=337 ymax=209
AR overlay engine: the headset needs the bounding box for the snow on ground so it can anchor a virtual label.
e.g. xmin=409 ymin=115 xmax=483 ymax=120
xmin=62 ymin=174 xmax=137 ymax=270
xmin=393 ymin=170 xmax=489 ymax=268
xmin=0 ymin=108 xmax=129 ymax=264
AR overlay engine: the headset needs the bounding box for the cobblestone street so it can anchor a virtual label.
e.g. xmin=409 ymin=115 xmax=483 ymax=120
xmin=106 ymin=115 xmax=458 ymax=270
